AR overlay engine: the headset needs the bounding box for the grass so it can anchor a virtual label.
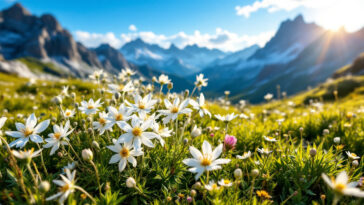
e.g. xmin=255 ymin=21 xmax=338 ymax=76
xmin=0 ymin=72 xmax=363 ymax=204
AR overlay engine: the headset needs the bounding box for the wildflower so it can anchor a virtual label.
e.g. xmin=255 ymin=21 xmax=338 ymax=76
xmin=264 ymin=93 xmax=273 ymax=101
xmin=224 ymin=91 xmax=230 ymax=96
xmin=346 ymin=151 xmax=360 ymax=160
xmin=61 ymin=86 xmax=69 ymax=97
xmin=352 ymin=160 xmax=359 ymax=167
xmin=89 ymin=70 xmax=107 ymax=82
xmin=204 ymin=181 xmax=220 ymax=191
xmin=234 ymin=168 xmax=243 ymax=179
xmin=126 ymin=177 xmax=136 ymax=188
xmin=93 ymin=111 xmax=113 ymax=135
xmin=107 ymin=104 xmax=132 ymax=127
xmin=189 ymin=93 xmax=211 ymax=117
xmin=333 ymin=137 xmax=341 ymax=144
xmin=251 ymin=169 xmax=260 ymax=177
xmin=46 ymin=169 xmax=77 ymax=204
xmin=44 ymin=121 xmax=73 ymax=155
xmin=264 ymin=136 xmax=277 ymax=142
xmin=310 ymin=148 xmax=317 ymax=157
xmin=82 ymin=149 xmax=93 ymax=161
xmin=12 ymin=148 xmax=42 ymax=161
xmin=256 ymin=190 xmax=272 ymax=199
xmin=39 ymin=181 xmax=50 ymax=192
xmin=0 ymin=116 xmax=6 ymax=136
xmin=107 ymin=139 xmax=143 ymax=172
xmin=191 ymin=125 xmax=202 ymax=138
xmin=159 ymin=97 xmax=192 ymax=124
xmin=61 ymin=109 xmax=75 ymax=118
xmin=152 ymin=123 xmax=172 ymax=146
xmin=62 ymin=162 xmax=76 ymax=173
xmin=215 ymin=113 xmax=237 ymax=122
xmin=6 ymin=113 xmax=50 ymax=148
xmin=79 ymin=98 xmax=102 ymax=115
xmin=121 ymin=67 xmax=136 ymax=77
xmin=257 ymin=148 xmax=272 ymax=155
xmin=183 ymin=140 xmax=231 ymax=180
xmin=158 ymin=74 xmax=171 ymax=85
xmin=187 ymin=196 xmax=193 ymax=203
xmin=117 ymin=116 xmax=158 ymax=150
xmin=195 ymin=73 xmax=208 ymax=88
xmin=237 ymin=151 xmax=252 ymax=160
xmin=322 ymin=171 xmax=364 ymax=197
xmin=224 ymin=135 xmax=237 ymax=150
xmin=126 ymin=93 xmax=157 ymax=115
xmin=218 ymin=179 xmax=233 ymax=187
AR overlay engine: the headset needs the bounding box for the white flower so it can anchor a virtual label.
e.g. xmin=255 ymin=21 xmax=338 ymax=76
xmin=6 ymin=113 xmax=50 ymax=148
xmin=93 ymin=111 xmax=113 ymax=135
xmin=126 ymin=93 xmax=157 ymax=115
xmin=108 ymin=81 xmax=134 ymax=94
xmin=190 ymin=93 xmax=211 ymax=117
xmin=346 ymin=151 xmax=360 ymax=160
xmin=152 ymin=123 xmax=172 ymax=146
xmin=183 ymin=140 xmax=231 ymax=180
xmin=46 ymin=169 xmax=77 ymax=204
xmin=218 ymin=179 xmax=233 ymax=187
xmin=121 ymin=67 xmax=136 ymax=77
xmin=239 ymin=113 xmax=249 ymax=119
xmin=322 ymin=171 xmax=364 ymax=197
xmin=61 ymin=86 xmax=69 ymax=97
xmin=204 ymin=181 xmax=220 ymax=191
xmin=257 ymin=148 xmax=272 ymax=155
xmin=264 ymin=136 xmax=277 ymax=142
xmin=12 ymin=148 xmax=42 ymax=160
xmin=61 ymin=109 xmax=75 ymax=118
xmin=195 ymin=73 xmax=208 ymax=87
xmin=191 ymin=125 xmax=202 ymax=138
xmin=215 ymin=113 xmax=237 ymax=122
xmin=236 ymin=151 xmax=252 ymax=160
xmin=107 ymin=139 xmax=144 ymax=172
xmin=126 ymin=177 xmax=136 ymax=188
xmin=79 ymin=98 xmax=102 ymax=115
xmin=62 ymin=162 xmax=76 ymax=173
xmin=107 ymin=104 xmax=132 ymax=127
xmin=264 ymin=93 xmax=273 ymax=101
xmin=82 ymin=149 xmax=93 ymax=161
xmin=159 ymin=97 xmax=192 ymax=124
xmin=0 ymin=117 xmax=6 ymax=136
xmin=89 ymin=70 xmax=107 ymax=82
xmin=158 ymin=74 xmax=171 ymax=85
xmin=117 ymin=116 xmax=158 ymax=150
xmin=44 ymin=121 xmax=73 ymax=155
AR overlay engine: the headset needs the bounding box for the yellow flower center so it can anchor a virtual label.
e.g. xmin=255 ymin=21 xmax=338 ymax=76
xmin=200 ymin=155 xmax=212 ymax=166
xmin=60 ymin=184 xmax=70 ymax=192
xmin=171 ymin=106 xmax=179 ymax=113
xmin=334 ymin=183 xmax=346 ymax=192
xmin=120 ymin=147 xmax=130 ymax=157
xmin=119 ymin=84 xmax=124 ymax=90
xmin=138 ymin=103 xmax=145 ymax=109
xmin=132 ymin=127 xmax=142 ymax=136
xmin=224 ymin=179 xmax=230 ymax=184
xmin=115 ymin=114 xmax=123 ymax=121
xmin=268 ymin=137 xmax=274 ymax=140
xmin=65 ymin=111 xmax=71 ymax=116
xmin=99 ymin=118 xmax=106 ymax=125
xmin=351 ymin=153 xmax=357 ymax=157
xmin=211 ymin=184 xmax=218 ymax=189
xmin=23 ymin=128 xmax=33 ymax=136
xmin=87 ymin=105 xmax=94 ymax=109
xmin=54 ymin=132 xmax=62 ymax=139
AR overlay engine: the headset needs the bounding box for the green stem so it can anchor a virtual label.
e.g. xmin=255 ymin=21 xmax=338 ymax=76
xmin=90 ymin=160 xmax=102 ymax=196
xmin=36 ymin=143 xmax=48 ymax=176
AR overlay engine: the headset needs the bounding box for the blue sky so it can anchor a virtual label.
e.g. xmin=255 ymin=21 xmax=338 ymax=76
xmin=1 ymin=0 xmax=363 ymax=51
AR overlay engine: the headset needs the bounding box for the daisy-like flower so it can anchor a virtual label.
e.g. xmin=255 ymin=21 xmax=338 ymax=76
xmin=204 ymin=181 xmax=221 ymax=191
xmin=61 ymin=109 xmax=75 ymax=118
xmin=158 ymin=74 xmax=171 ymax=85
xmin=46 ymin=169 xmax=77 ymax=205
xmin=264 ymin=93 xmax=273 ymax=101
xmin=189 ymin=93 xmax=211 ymax=117
xmin=0 ymin=116 xmax=6 ymax=136
xmin=62 ymin=162 xmax=76 ymax=173
xmin=264 ymin=136 xmax=277 ymax=142
xmin=322 ymin=171 xmax=364 ymax=197
xmin=44 ymin=121 xmax=73 ymax=155
xmin=346 ymin=151 xmax=360 ymax=160
xmin=121 ymin=67 xmax=136 ymax=78
xmin=61 ymin=86 xmax=69 ymax=97
xmin=108 ymin=81 xmax=134 ymax=94
xmin=152 ymin=123 xmax=172 ymax=146
xmin=257 ymin=148 xmax=272 ymax=155
xmin=215 ymin=113 xmax=237 ymax=122
xmin=93 ymin=111 xmax=113 ymax=135
xmin=117 ymin=116 xmax=158 ymax=150
xmin=195 ymin=73 xmax=208 ymax=88
xmin=159 ymin=97 xmax=192 ymax=124
xmin=89 ymin=70 xmax=107 ymax=82
xmin=218 ymin=179 xmax=233 ymax=187
xmin=12 ymin=148 xmax=42 ymax=160
xmin=183 ymin=140 xmax=231 ymax=180
xmin=107 ymin=139 xmax=144 ymax=172
xmin=126 ymin=93 xmax=157 ymax=115
xmin=6 ymin=113 xmax=50 ymax=148
xmin=79 ymin=98 xmax=102 ymax=115
xmin=237 ymin=151 xmax=252 ymax=160
xmin=107 ymin=104 xmax=132 ymax=127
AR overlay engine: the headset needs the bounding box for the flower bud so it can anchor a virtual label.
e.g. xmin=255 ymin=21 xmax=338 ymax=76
xmin=52 ymin=96 xmax=62 ymax=105
xmin=92 ymin=141 xmax=100 ymax=149
xmin=114 ymin=92 xmax=121 ymax=100
xmin=251 ymin=169 xmax=259 ymax=177
xmin=183 ymin=138 xmax=188 ymax=144
xmin=333 ymin=137 xmax=340 ymax=144
xmin=71 ymin=92 xmax=76 ymax=99
xmin=352 ymin=160 xmax=359 ymax=167
xmin=187 ymin=196 xmax=192 ymax=203
xmin=234 ymin=168 xmax=243 ymax=179
xmin=224 ymin=135 xmax=237 ymax=151
xmin=57 ymin=151 xmax=63 ymax=158
xmin=126 ymin=177 xmax=136 ymax=188
xmin=323 ymin=129 xmax=329 ymax=136
xmin=299 ymin=127 xmax=304 ymax=132
xmin=310 ymin=148 xmax=317 ymax=157
xmin=166 ymin=196 xmax=172 ymax=201
xmin=82 ymin=149 xmax=93 ymax=161
xmin=191 ymin=126 xmax=201 ymax=138
xmin=320 ymin=194 xmax=326 ymax=200
xmin=167 ymin=83 xmax=173 ymax=90
xmin=190 ymin=189 xmax=196 ymax=197
xmin=184 ymin=89 xmax=189 ymax=98
xmin=39 ymin=181 xmax=50 ymax=192
xmin=192 ymin=182 xmax=201 ymax=189
xmin=105 ymin=182 xmax=111 ymax=192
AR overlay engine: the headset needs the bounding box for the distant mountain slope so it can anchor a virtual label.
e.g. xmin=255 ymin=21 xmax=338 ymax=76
xmin=333 ymin=52 xmax=364 ymax=78
xmin=120 ymin=38 xmax=227 ymax=76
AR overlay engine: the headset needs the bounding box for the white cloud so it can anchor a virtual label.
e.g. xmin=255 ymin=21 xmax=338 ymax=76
xmin=129 ymin=24 xmax=137 ymax=31
xmin=75 ymin=29 xmax=275 ymax=52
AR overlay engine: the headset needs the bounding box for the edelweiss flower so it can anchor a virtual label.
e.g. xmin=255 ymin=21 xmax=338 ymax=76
xmin=215 ymin=113 xmax=237 ymax=122
xmin=218 ymin=179 xmax=233 ymax=187
xmin=108 ymin=81 xmax=134 ymax=94
xmin=79 ymin=99 xmax=102 ymax=115
xmin=117 ymin=117 xmax=158 ymax=150
xmin=107 ymin=139 xmax=144 ymax=172
xmin=205 ymin=181 xmax=220 ymax=191
xmin=93 ymin=111 xmax=113 ymax=135
xmin=46 ymin=169 xmax=77 ymax=204
xmin=159 ymin=97 xmax=192 ymax=124
xmin=195 ymin=73 xmax=208 ymax=87
xmin=322 ymin=171 xmax=364 ymax=197
xmin=183 ymin=140 xmax=231 ymax=180
xmin=61 ymin=109 xmax=75 ymax=118
xmin=257 ymin=148 xmax=272 ymax=155
xmin=152 ymin=123 xmax=172 ymax=146
xmin=12 ymin=148 xmax=42 ymax=160
xmin=264 ymin=136 xmax=277 ymax=142
xmin=44 ymin=121 xmax=73 ymax=155
xmin=158 ymin=74 xmax=171 ymax=85
xmin=346 ymin=151 xmax=360 ymax=160
xmin=107 ymin=104 xmax=132 ymax=127
xmin=126 ymin=93 xmax=157 ymax=115
xmin=89 ymin=70 xmax=107 ymax=82
xmin=6 ymin=113 xmax=50 ymax=148
xmin=237 ymin=151 xmax=252 ymax=160
xmin=190 ymin=93 xmax=211 ymax=117
xmin=121 ymin=67 xmax=136 ymax=77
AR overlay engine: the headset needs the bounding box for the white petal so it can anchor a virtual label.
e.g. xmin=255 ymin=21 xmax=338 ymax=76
xmin=211 ymin=144 xmax=223 ymax=160
xmin=118 ymin=158 xmax=127 ymax=172
xmin=189 ymin=146 xmax=203 ymax=159
xmin=34 ymin=120 xmax=50 ymax=133
xmin=127 ymin=156 xmax=137 ymax=167
xmin=202 ymin=141 xmax=212 ymax=155
xmin=26 ymin=113 xmax=37 ymax=128
xmin=336 ymin=171 xmax=348 ymax=185
xmin=109 ymin=154 xmax=121 ymax=164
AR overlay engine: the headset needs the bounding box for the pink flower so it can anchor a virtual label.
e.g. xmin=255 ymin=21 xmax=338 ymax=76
xmin=224 ymin=134 xmax=237 ymax=150
xmin=210 ymin=133 xmax=215 ymax=137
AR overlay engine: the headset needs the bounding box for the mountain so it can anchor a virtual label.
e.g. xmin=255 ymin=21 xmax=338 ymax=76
xmin=333 ymin=52 xmax=364 ymax=78
xmin=120 ymin=38 xmax=227 ymax=76
xmin=93 ymin=44 xmax=130 ymax=74
xmin=210 ymin=44 xmax=260 ymax=66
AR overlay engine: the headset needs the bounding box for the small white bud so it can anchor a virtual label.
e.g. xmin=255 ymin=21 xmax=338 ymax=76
xmin=82 ymin=149 xmax=93 ymax=161
xmin=126 ymin=177 xmax=136 ymax=188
